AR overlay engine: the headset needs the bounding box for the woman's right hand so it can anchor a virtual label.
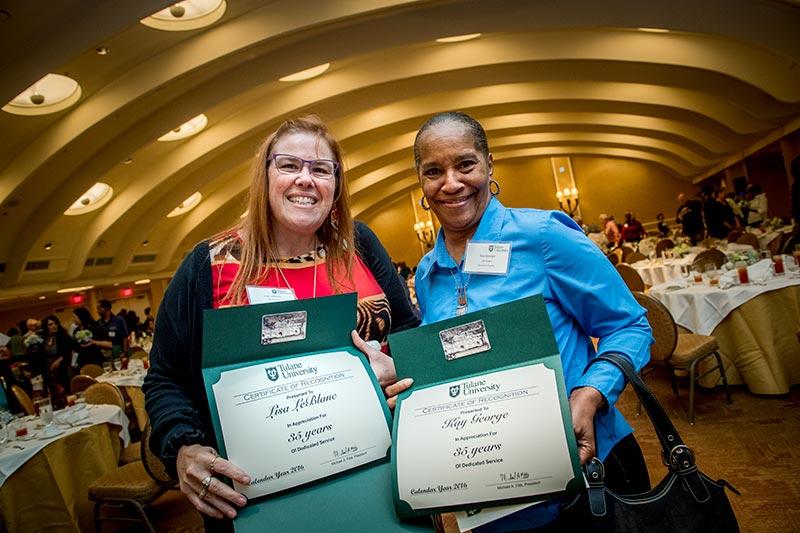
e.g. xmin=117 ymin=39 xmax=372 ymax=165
xmin=176 ymin=444 xmax=251 ymax=519
xmin=384 ymin=377 xmax=413 ymax=409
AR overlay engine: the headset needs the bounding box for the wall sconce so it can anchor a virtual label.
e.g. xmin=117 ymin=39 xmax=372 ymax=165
xmin=556 ymin=187 xmax=580 ymax=216
xmin=414 ymin=220 xmax=435 ymax=247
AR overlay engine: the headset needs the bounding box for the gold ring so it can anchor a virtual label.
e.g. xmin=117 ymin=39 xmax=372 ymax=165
xmin=201 ymin=475 xmax=213 ymax=489
xmin=209 ymin=455 xmax=219 ymax=474
xmin=198 ymin=487 xmax=209 ymax=500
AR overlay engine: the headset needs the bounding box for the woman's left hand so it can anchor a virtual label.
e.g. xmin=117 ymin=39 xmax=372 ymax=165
xmin=568 ymin=386 xmax=605 ymax=464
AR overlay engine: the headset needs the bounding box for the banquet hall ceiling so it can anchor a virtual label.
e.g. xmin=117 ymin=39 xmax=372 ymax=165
xmin=1 ymin=0 xmax=800 ymax=303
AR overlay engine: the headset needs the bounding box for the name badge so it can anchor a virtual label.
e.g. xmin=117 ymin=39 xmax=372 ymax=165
xmin=108 ymin=331 xmax=115 ymax=338
xmin=463 ymin=241 xmax=511 ymax=275
xmin=246 ymin=286 xmax=297 ymax=304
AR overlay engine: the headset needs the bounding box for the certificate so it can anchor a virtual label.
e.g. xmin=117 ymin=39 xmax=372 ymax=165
xmin=212 ymin=350 xmax=391 ymax=498
xmin=389 ymin=295 xmax=582 ymax=518
xmin=395 ymin=364 xmax=573 ymax=510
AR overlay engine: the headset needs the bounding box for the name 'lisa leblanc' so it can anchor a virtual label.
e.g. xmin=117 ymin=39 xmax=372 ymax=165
xmin=266 ymin=392 xmax=337 ymax=420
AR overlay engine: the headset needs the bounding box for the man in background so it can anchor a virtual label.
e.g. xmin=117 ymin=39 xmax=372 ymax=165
xmin=676 ymin=192 xmax=704 ymax=244
xmin=95 ymin=299 xmax=129 ymax=358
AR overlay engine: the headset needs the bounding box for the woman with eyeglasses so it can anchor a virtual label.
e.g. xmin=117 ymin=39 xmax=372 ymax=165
xmin=144 ymin=115 xmax=418 ymax=530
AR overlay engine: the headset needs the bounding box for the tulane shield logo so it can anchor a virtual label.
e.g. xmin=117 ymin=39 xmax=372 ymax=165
xmin=449 ymin=384 xmax=461 ymax=398
xmin=266 ymin=367 xmax=279 ymax=382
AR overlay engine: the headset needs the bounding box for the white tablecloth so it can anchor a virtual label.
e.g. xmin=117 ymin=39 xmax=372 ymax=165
xmin=0 ymin=404 xmax=129 ymax=487
xmin=649 ymin=275 xmax=800 ymax=335
xmin=632 ymin=257 xmax=693 ymax=286
xmin=95 ymin=367 xmax=146 ymax=388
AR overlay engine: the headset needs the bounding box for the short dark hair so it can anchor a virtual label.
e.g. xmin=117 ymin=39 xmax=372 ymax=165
xmin=98 ymin=299 xmax=112 ymax=310
xmin=413 ymin=111 xmax=489 ymax=169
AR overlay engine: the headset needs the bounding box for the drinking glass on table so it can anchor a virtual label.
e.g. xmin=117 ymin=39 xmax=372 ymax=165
xmin=704 ymin=264 xmax=720 ymax=287
xmin=772 ymin=255 xmax=785 ymax=275
xmin=0 ymin=421 xmax=8 ymax=445
xmin=735 ymin=261 xmax=749 ymax=285
xmin=102 ymin=360 xmax=113 ymax=373
xmin=113 ymin=358 xmax=122 ymax=371
xmin=35 ymin=397 xmax=54 ymax=426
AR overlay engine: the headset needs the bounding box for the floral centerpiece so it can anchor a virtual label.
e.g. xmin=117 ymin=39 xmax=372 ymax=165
xmin=637 ymin=236 xmax=658 ymax=257
xmin=727 ymin=249 xmax=760 ymax=266
xmin=23 ymin=333 xmax=43 ymax=348
xmin=74 ymin=329 xmax=93 ymax=345
xmin=672 ymin=242 xmax=693 ymax=258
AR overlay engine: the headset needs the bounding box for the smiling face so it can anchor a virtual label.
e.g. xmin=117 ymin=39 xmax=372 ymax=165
xmin=267 ymin=131 xmax=337 ymax=253
xmin=47 ymin=319 xmax=57 ymax=334
xmin=416 ymin=121 xmax=493 ymax=240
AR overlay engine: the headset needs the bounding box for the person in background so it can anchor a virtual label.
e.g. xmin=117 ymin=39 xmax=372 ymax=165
xmin=6 ymin=328 xmax=25 ymax=362
xmin=620 ymin=211 xmax=646 ymax=243
xmin=72 ymin=307 xmax=106 ymax=368
xmin=702 ymin=185 xmax=736 ymax=239
xmin=379 ymin=111 xmax=652 ymax=530
xmin=676 ymin=192 xmax=704 ymax=244
xmin=792 ymin=156 xmax=800 ymax=226
xmin=746 ymin=184 xmax=768 ymax=227
xmin=95 ymin=299 xmax=129 ymax=357
xmin=41 ymin=315 xmax=72 ymax=407
xmin=656 ymin=212 xmax=670 ymax=237
xmin=599 ymin=213 xmax=621 ymax=248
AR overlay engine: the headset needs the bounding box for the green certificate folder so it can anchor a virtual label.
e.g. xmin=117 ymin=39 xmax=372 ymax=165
xmin=202 ymin=293 xmax=428 ymax=532
xmin=388 ymin=294 xmax=583 ymax=518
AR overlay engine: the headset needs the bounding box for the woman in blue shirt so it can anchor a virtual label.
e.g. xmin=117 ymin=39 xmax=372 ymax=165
xmin=389 ymin=111 xmax=653 ymax=530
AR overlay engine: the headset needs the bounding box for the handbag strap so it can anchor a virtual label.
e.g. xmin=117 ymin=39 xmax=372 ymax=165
xmin=587 ymin=353 xmax=696 ymax=474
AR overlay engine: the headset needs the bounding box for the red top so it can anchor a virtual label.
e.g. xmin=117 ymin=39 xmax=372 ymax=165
xmin=209 ymin=236 xmax=391 ymax=343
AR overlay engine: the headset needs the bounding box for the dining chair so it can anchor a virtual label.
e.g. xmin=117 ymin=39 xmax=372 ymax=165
xmin=781 ymin=232 xmax=799 ymax=254
xmin=626 ymin=251 xmax=647 ymax=264
xmin=89 ymin=422 xmax=174 ymax=532
xmin=10 ymin=385 xmax=35 ymax=416
xmin=691 ymin=249 xmax=726 ymax=271
xmin=80 ymin=364 xmax=104 ymax=378
xmin=70 ymin=374 xmax=97 ymax=395
xmin=607 ymin=252 xmax=619 ymax=265
xmin=84 ymin=383 xmax=126 ymax=409
xmin=654 ymin=239 xmax=674 ymax=258
xmin=619 ymin=245 xmax=635 ymax=262
xmin=725 ymin=229 xmax=743 ymax=243
xmin=632 ymin=292 xmax=732 ymax=423
xmin=736 ymin=233 xmax=760 ymax=249
xmin=615 ymin=264 xmax=645 ymax=292
xmin=766 ymin=234 xmax=783 ymax=257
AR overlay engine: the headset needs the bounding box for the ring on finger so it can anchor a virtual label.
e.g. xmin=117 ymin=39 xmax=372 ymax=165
xmin=209 ymin=455 xmax=219 ymax=474
xmin=198 ymin=487 xmax=209 ymax=500
xmin=201 ymin=475 xmax=213 ymax=489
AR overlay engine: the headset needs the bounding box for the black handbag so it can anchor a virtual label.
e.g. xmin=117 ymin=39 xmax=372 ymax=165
xmin=562 ymin=353 xmax=740 ymax=532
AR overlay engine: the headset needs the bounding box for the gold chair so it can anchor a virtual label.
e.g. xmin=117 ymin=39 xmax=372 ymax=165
xmin=691 ymin=248 xmax=726 ymax=271
xmin=84 ymin=383 xmax=126 ymax=409
xmin=766 ymin=234 xmax=783 ymax=257
xmin=70 ymin=374 xmax=97 ymax=394
xmin=655 ymin=239 xmax=675 ymax=258
xmin=89 ymin=423 xmax=174 ymax=532
xmin=633 ymin=292 xmax=732 ymax=423
xmin=606 ymin=252 xmax=619 ymax=266
xmin=725 ymin=230 xmax=743 ymax=243
xmin=80 ymin=364 xmax=104 ymax=378
xmin=619 ymin=245 xmax=635 ymax=262
xmin=736 ymin=233 xmax=760 ymax=249
xmin=626 ymin=251 xmax=647 ymax=264
xmin=615 ymin=264 xmax=645 ymax=292
xmin=10 ymin=385 xmax=34 ymax=416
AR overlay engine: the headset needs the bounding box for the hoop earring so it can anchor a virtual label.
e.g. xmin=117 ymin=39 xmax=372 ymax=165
xmin=419 ymin=196 xmax=430 ymax=211
xmin=489 ymin=179 xmax=501 ymax=197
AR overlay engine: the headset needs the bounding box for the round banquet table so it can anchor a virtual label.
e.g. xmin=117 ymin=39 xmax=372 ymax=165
xmin=0 ymin=420 xmax=125 ymax=532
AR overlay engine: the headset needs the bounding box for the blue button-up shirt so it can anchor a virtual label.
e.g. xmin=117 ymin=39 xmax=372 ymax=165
xmin=415 ymin=198 xmax=652 ymax=530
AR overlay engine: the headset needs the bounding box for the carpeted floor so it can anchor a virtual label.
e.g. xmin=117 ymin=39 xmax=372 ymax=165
xmin=138 ymin=370 xmax=800 ymax=532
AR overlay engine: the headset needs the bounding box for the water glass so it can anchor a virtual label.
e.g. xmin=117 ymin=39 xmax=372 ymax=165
xmin=113 ymin=359 xmax=122 ymax=371
xmin=704 ymin=264 xmax=720 ymax=287
xmin=36 ymin=397 xmax=53 ymax=426
xmin=0 ymin=422 xmax=7 ymax=445
xmin=102 ymin=361 xmax=113 ymax=374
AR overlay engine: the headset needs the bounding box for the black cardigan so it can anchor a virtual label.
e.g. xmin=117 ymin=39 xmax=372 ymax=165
xmin=143 ymin=222 xmax=419 ymax=473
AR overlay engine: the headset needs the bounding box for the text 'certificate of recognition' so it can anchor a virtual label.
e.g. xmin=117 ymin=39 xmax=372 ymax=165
xmin=213 ymin=351 xmax=391 ymax=499
xmin=396 ymin=363 xmax=573 ymax=510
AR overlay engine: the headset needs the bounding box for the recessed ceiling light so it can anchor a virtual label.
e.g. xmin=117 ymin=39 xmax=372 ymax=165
xmin=435 ymin=33 xmax=482 ymax=43
xmin=123 ymin=157 xmax=133 ymax=164
xmin=38 ymin=296 xmax=46 ymax=300
xmin=134 ymin=279 xmax=151 ymax=285
xmin=113 ymin=282 xmax=120 ymax=286
xmin=96 ymin=46 xmax=110 ymax=55
xmin=64 ymin=182 xmax=113 ymax=216
xmin=279 ymin=63 xmax=330 ymax=82
xmin=158 ymin=114 xmax=208 ymax=141
xmin=3 ymin=73 xmax=82 ymax=116
xmin=56 ymin=285 xmax=94 ymax=294
xmin=141 ymin=0 xmax=226 ymax=31
xmin=142 ymin=240 xmax=149 ymax=247
xmin=44 ymin=242 xmax=53 ymax=251
xmin=637 ymin=27 xmax=670 ymax=33
xmin=167 ymin=192 xmax=202 ymax=217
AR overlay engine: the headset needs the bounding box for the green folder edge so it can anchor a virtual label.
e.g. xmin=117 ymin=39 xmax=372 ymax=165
xmin=388 ymin=295 xmax=584 ymax=519
xmin=201 ymin=293 xmax=429 ymax=532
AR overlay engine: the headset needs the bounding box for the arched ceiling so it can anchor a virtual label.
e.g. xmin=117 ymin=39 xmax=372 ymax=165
xmin=1 ymin=0 xmax=799 ymax=304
